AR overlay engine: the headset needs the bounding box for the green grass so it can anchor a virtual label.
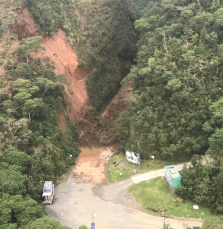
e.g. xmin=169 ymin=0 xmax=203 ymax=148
xmin=128 ymin=177 xmax=218 ymax=220
xmin=107 ymin=153 xmax=133 ymax=183
xmin=107 ymin=152 xmax=185 ymax=183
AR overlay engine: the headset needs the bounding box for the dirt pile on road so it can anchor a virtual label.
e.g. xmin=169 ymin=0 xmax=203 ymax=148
xmin=72 ymin=147 xmax=114 ymax=184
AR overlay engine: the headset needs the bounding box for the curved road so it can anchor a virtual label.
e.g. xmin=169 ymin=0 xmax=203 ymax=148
xmin=45 ymin=149 xmax=203 ymax=229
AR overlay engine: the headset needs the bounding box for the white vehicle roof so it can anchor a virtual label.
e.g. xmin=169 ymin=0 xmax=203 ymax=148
xmin=43 ymin=181 xmax=53 ymax=193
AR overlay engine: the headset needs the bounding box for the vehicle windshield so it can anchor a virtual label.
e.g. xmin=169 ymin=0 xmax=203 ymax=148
xmin=43 ymin=189 xmax=51 ymax=192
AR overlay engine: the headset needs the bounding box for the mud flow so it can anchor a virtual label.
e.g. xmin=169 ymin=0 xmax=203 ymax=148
xmin=71 ymin=147 xmax=114 ymax=184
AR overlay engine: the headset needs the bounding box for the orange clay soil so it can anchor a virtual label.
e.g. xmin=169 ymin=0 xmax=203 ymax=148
xmin=71 ymin=147 xmax=114 ymax=184
xmin=36 ymin=28 xmax=92 ymax=122
xmin=16 ymin=8 xmax=92 ymax=122
xmin=15 ymin=8 xmax=39 ymax=39
xmin=32 ymin=29 xmax=91 ymax=123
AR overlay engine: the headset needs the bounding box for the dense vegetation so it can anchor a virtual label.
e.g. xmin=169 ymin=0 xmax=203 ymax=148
xmin=25 ymin=0 xmax=78 ymax=37
xmin=176 ymin=156 xmax=223 ymax=214
xmin=2 ymin=0 xmax=223 ymax=227
xmin=0 ymin=36 xmax=78 ymax=228
xmin=120 ymin=0 xmax=223 ymax=159
xmin=74 ymin=0 xmax=138 ymax=109
xmin=132 ymin=0 xmax=156 ymax=10
xmin=26 ymin=0 xmax=139 ymax=110
xmin=176 ymin=92 xmax=223 ymax=217
xmin=177 ymin=96 xmax=223 ymax=214
xmin=0 ymin=0 xmax=140 ymax=227
xmin=119 ymin=0 xmax=223 ymax=220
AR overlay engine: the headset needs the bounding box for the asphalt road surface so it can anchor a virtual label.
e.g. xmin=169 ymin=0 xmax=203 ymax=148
xmin=45 ymin=148 xmax=203 ymax=229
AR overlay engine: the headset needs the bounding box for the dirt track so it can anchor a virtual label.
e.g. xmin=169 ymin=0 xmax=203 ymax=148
xmin=45 ymin=148 xmax=203 ymax=229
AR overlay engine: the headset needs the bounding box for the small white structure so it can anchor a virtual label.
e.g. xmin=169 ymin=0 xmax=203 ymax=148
xmin=126 ymin=151 xmax=140 ymax=164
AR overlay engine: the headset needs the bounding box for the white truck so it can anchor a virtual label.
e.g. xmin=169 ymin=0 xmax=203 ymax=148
xmin=42 ymin=181 xmax=55 ymax=205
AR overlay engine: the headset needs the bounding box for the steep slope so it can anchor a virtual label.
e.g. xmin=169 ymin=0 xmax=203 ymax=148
xmin=26 ymin=0 xmax=139 ymax=110
xmin=0 ymin=4 xmax=78 ymax=229
xmin=15 ymin=8 xmax=39 ymax=39
xmin=0 ymin=1 xmax=139 ymax=228
xmin=74 ymin=0 xmax=138 ymax=109
xmin=36 ymin=29 xmax=92 ymax=122
xmin=16 ymin=8 xmax=92 ymax=122
xmin=120 ymin=0 xmax=223 ymax=159
xmin=78 ymin=86 xmax=133 ymax=148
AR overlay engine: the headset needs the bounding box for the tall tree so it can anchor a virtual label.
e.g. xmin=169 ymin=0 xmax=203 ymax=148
xmin=17 ymin=37 xmax=45 ymax=64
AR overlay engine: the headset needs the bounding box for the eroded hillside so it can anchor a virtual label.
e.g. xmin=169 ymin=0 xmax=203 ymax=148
xmin=0 ymin=0 xmax=138 ymax=228
xmin=27 ymin=0 xmax=138 ymax=109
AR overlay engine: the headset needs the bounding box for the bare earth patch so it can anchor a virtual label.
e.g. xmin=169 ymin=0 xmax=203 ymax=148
xmin=16 ymin=8 xmax=92 ymax=123
xmin=72 ymin=147 xmax=114 ymax=184
xmin=36 ymin=29 xmax=92 ymax=122
xmin=15 ymin=8 xmax=39 ymax=39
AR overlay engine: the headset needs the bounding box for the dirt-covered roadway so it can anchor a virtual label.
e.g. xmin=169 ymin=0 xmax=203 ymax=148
xmin=45 ymin=147 xmax=203 ymax=229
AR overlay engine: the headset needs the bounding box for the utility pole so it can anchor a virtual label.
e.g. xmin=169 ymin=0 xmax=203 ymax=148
xmin=163 ymin=208 xmax=166 ymax=229
xmin=163 ymin=202 xmax=167 ymax=229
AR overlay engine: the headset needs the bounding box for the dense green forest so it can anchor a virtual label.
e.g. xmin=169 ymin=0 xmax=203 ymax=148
xmin=176 ymin=155 xmax=223 ymax=214
xmin=0 ymin=0 xmax=140 ymax=228
xmin=26 ymin=0 xmax=139 ymax=110
xmin=2 ymin=0 xmax=223 ymax=227
xmin=132 ymin=0 xmax=157 ymax=10
xmin=0 ymin=35 xmax=78 ymax=227
xmin=119 ymin=0 xmax=223 ymax=220
xmin=120 ymin=0 xmax=223 ymax=159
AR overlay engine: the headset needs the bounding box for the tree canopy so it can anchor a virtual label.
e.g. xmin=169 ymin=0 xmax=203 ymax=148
xmin=0 ymin=36 xmax=78 ymax=228
xmin=120 ymin=0 xmax=223 ymax=160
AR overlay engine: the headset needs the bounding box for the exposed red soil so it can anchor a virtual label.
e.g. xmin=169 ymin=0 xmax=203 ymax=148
xmin=78 ymin=86 xmax=132 ymax=147
xmin=15 ymin=8 xmax=39 ymax=40
xmin=14 ymin=8 xmax=131 ymax=149
xmin=72 ymin=147 xmax=114 ymax=184
xmin=101 ymin=86 xmax=132 ymax=125
xmin=35 ymin=29 xmax=92 ymax=122
xmin=15 ymin=8 xmax=92 ymax=123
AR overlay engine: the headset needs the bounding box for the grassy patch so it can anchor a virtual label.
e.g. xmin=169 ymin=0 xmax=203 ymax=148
xmin=107 ymin=153 xmax=133 ymax=183
xmin=128 ymin=177 xmax=218 ymax=220
xmin=107 ymin=152 xmax=184 ymax=183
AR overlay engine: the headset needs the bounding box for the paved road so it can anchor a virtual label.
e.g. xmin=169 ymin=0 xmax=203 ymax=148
xmin=45 ymin=151 xmax=202 ymax=229
xmin=46 ymin=175 xmax=202 ymax=229
xmin=132 ymin=163 xmax=190 ymax=184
